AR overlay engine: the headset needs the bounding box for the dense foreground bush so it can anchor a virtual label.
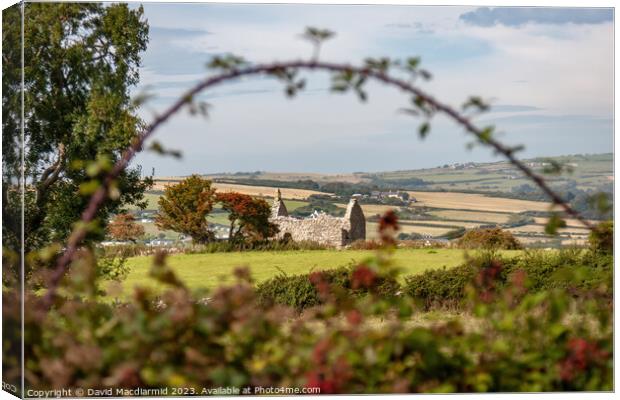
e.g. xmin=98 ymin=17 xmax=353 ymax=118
xmin=457 ymin=228 xmax=523 ymax=250
xmin=3 ymin=218 xmax=612 ymax=394
xmin=256 ymin=265 xmax=400 ymax=311
xmin=404 ymin=248 xmax=612 ymax=310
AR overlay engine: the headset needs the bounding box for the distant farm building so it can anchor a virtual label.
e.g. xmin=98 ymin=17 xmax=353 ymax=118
xmin=370 ymin=190 xmax=410 ymax=202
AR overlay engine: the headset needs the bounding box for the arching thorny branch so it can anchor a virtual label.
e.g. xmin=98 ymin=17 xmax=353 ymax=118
xmin=42 ymin=33 xmax=597 ymax=308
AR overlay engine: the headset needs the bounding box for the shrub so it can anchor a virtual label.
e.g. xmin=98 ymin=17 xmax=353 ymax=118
xmin=511 ymin=249 xmax=612 ymax=294
xmin=404 ymin=264 xmax=473 ymax=309
xmin=457 ymin=227 xmax=523 ymax=250
xmin=349 ymin=239 xmax=450 ymax=250
xmin=187 ymin=239 xmax=329 ymax=254
xmin=348 ymin=240 xmax=383 ymax=250
xmin=98 ymin=239 xmax=328 ymax=257
xmin=403 ymin=251 xmax=506 ymax=309
xmin=588 ymin=221 xmax=613 ymax=254
xmin=440 ymin=227 xmax=466 ymax=240
xmin=256 ymin=271 xmax=323 ymax=310
xmin=256 ymin=265 xmax=400 ymax=311
xmin=404 ymin=249 xmax=612 ymax=309
xmin=97 ymin=256 xmax=130 ymax=282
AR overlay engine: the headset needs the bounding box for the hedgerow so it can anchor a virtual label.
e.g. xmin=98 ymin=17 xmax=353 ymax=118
xmin=98 ymin=239 xmax=328 ymax=257
xmin=404 ymin=248 xmax=612 ymax=310
xmin=256 ymin=265 xmax=401 ymax=311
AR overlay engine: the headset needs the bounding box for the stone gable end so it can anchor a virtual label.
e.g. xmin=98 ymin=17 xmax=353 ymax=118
xmin=269 ymin=190 xmax=366 ymax=248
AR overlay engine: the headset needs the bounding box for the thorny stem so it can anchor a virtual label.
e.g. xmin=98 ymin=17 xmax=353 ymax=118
xmin=43 ymin=60 xmax=596 ymax=309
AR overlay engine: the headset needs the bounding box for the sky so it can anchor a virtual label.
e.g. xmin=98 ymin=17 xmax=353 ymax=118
xmin=130 ymin=3 xmax=614 ymax=176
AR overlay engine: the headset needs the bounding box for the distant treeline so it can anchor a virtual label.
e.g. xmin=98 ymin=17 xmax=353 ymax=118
xmin=214 ymin=177 xmax=426 ymax=197
xmin=214 ymin=178 xmax=322 ymax=191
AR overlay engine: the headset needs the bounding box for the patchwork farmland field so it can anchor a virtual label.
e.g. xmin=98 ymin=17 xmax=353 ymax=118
xmin=213 ymin=182 xmax=326 ymax=199
xmin=407 ymin=191 xmax=554 ymax=213
xmin=428 ymin=210 xmax=511 ymax=224
xmin=507 ymin=225 xmax=590 ymax=236
xmin=532 ymin=217 xmax=593 ymax=228
xmin=404 ymin=220 xmax=483 ymax=229
xmin=152 ymin=179 xmax=327 ymax=199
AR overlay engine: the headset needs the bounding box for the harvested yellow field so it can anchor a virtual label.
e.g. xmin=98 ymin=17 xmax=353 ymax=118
xmin=515 ymin=236 xmax=587 ymax=247
xmin=429 ymin=210 xmax=511 ymax=224
xmin=408 ymin=191 xmax=554 ymax=213
xmin=212 ymin=183 xmax=325 ymax=199
xmin=533 ymin=217 xmax=596 ymax=228
xmin=507 ymin=224 xmax=590 ymax=235
xmin=404 ymin=220 xmax=483 ymax=229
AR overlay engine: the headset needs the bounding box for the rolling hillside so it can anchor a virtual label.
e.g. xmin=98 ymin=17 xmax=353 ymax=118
xmin=135 ymin=153 xmax=610 ymax=247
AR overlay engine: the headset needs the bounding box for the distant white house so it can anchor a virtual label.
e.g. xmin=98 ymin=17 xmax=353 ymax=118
xmin=147 ymin=239 xmax=175 ymax=246
xmin=100 ymin=241 xmax=127 ymax=246
xmin=370 ymin=190 xmax=409 ymax=202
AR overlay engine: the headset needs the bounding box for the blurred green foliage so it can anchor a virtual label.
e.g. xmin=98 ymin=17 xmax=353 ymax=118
xmin=2 ymin=2 xmax=152 ymax=257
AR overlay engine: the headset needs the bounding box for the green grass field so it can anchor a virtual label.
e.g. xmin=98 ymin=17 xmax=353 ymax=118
xmin=113 ymin=248 xmax=508 ymax=298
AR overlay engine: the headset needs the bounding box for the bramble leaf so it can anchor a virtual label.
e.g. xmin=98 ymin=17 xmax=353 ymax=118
xmin=545 ymin=213 xmax=567 ymax=235
xmin=419 ymin=122 xmax=430 ymax=138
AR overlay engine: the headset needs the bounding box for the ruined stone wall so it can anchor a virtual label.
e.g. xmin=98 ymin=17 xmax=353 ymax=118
xmin=269 ymin=190 xmax=366 ymax=247
xmin=273 ymin=214 xmax=349 ymax=248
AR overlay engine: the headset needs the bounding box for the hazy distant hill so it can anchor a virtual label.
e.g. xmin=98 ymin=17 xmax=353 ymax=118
xmin=168 ymin=153 xmax=612 ymax=195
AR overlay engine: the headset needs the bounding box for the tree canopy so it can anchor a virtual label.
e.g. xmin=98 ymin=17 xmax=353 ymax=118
xmin=107 ymin=213 xmax=145 ymax=243
xmin=2 ymin=2 xmax=152 ymax=252
xmin=216 ymin=192 xmax=279 ymax=243
xmin=155 ymin=175 xmax=217 ymax=244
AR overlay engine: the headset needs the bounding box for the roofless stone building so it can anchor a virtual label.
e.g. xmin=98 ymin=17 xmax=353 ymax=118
xmin=270 ymin=189 xmax=366 ymax=248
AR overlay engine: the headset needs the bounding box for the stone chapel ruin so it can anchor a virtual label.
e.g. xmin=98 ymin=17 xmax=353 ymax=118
xmin=270 ymin=189 xmax=366 ymax=247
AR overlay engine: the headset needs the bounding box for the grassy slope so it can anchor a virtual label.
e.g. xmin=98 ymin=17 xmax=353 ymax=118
xmin=116 ymin=249 xmax=505 ymax=297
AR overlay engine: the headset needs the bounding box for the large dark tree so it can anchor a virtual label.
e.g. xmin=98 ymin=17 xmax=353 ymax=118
xmin=2 ymin=2 xmax=151 ymax=252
